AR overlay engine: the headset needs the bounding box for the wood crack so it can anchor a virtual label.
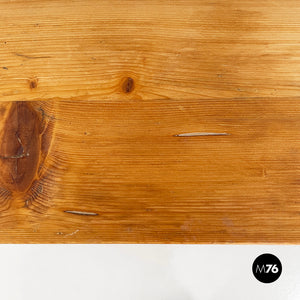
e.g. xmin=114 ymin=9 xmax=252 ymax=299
xmin=174 ymin=132 xmax=229 ymax=137
xmin=64 ymin=210 xmax=98 ymax=216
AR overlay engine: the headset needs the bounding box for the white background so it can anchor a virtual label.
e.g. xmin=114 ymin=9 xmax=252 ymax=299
xmin=1 ymin=245 xmax=299 ymax=300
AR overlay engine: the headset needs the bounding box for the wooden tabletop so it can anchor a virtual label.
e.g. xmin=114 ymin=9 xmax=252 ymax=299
xmin=0 ymin=0 xmax=299 ymax=243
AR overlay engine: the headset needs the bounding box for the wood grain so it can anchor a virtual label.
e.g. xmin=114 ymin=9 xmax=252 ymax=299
xmin=0 ymin=0 xmax=299 ymax=243
xmin=0 ymin=0 xmax=300 ymax=102
xmin=0 ymin=98 xmax=298 ymax=243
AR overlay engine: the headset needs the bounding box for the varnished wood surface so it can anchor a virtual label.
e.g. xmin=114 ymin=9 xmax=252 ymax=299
xmin=0 ymin=0 xmax=299 ymax=243
xmin=1 ymin=0 xmax=300 ymax=101
xmin=0 ymin=99 xmax=298 ymax=243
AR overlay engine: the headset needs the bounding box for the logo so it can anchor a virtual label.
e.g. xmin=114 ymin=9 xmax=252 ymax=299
xmin=252 ymin=253 xmax=282 ymax=283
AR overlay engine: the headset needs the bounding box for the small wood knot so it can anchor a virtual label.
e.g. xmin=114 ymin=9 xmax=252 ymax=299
xmin=122 ymin=77 xmax=134 ymax=93
xmin=28 ymin=78 xmax=38 ymax=89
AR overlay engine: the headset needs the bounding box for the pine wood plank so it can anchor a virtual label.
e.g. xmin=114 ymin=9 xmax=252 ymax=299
xmin=0 ymin=98 xmax=298 ymax=243
xmin=0 ymin=0 xmax=300 ymax=243
xmin=0 ymin=0 xmax=300 ymax=101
